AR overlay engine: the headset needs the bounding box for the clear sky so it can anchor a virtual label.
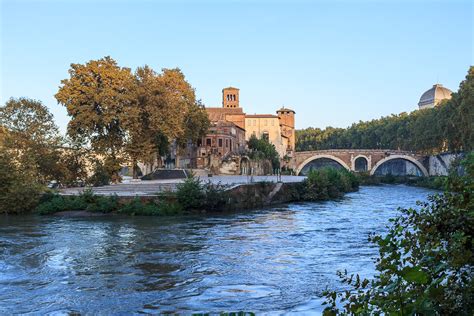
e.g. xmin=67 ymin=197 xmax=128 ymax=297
xmin=1 ymin=0 xmax=472 ymax=133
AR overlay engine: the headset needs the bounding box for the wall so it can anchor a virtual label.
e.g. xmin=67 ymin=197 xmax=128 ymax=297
xmin=427 ymin=153 xmax=464 ymax=176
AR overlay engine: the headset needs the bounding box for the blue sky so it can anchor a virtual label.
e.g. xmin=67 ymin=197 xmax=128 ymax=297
xmin=1 ymin=0 xmax=472 ymax=133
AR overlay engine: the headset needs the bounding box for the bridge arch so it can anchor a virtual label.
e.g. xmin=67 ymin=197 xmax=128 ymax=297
xmin=352 ymin=154 xmax=370 ymax=172
xmin=296 ymin=154 xmax=351 ymax=175
xmin=370 ymin=155 xmax=428 ymax=177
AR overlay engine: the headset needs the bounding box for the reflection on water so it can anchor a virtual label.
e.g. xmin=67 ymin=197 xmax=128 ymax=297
xmin=0 ymin=185 xmax=436 ymax=314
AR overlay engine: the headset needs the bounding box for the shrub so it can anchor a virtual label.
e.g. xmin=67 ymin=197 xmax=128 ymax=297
xmin=87 ymin=161 xmax=110 ymax=187
xmin=86 ymin=195 xmax=119 ymax=213
xmin=203 ymin=181 xmax=229 ymax=212
xmin=0 ymin=152 xmax=43 ymax=214
xmin=322 ymin=153 xmax=474 ymax=315
xmin=176 ymin=173 xmax=205 ymax=210
xmin=301 ymin=168 xmax=359 ymax=201
xmin=35 ymin=195 xmax=88 ymax=215
xmin=118 ymin=197 xmax=182 ymax=216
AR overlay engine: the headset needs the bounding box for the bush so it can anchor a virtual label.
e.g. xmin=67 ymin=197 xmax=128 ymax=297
xmin=202 ymin=181 xmax=229 ymax=212
xmin=87 ymin=161 xmax=111 ymax=187
xmin=0 ymin=152 xmax=43 ymax=214
xmin=35 ymin=194 xmax=88 ymax=214
xmin=301 ymin=168 xmax=359 ymax=201
xmin=86 ymin=195 xmax=119 ymax=213
xmin=118 ymin=197 xmax=182 ymax=216
xmin=176 ymin=174 xmax=205 ymax=210
xmin=322 ymin=153 xmax=474 ymax=315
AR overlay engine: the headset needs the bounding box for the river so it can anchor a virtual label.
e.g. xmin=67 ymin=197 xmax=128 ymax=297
xmin=0 ymin=185 xmax=437 ymax=315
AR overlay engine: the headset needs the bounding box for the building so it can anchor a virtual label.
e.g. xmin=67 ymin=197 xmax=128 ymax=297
xmin=196 ymin=120 xmax=246 ymax=169
xmin=418 ymin=84 xmax=453 ymax=109
xmin=197 ymin=87 xmax=296 ymax=169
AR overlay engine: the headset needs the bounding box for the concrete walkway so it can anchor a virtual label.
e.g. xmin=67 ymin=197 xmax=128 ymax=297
xmin=60 ymin=175 xmax=306 ymax=196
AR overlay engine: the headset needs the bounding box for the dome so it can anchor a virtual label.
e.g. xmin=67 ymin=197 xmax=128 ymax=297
xmin=418 ymin=84 xmax=452 ymax=109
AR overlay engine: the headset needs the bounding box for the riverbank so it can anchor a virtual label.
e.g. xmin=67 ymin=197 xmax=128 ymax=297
xmin=35 ymin=169 xmax=358 ymax=216
xmin=357 ymin=173 xmax=447 ymax=190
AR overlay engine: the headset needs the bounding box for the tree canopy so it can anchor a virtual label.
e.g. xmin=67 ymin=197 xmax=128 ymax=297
xmin=56 ymin=56 xmax=209 ymax=179
xmin=297 ymin=66 xmax=474 ymax=154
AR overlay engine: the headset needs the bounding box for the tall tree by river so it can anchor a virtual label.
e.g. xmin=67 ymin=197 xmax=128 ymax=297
xmin=56 ymin=57 xmax=209 ymax=179
xmin=296 ymin=66 xmax=474 ymax=154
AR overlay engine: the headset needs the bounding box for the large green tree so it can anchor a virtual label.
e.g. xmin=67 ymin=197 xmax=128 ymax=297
xmin=56 ymin=57 xmax=209 ymax=180
xmin=55 ymin=56 xmax=136 ymax=181
xmin=0 ymin=97 xmax=62 ymax=183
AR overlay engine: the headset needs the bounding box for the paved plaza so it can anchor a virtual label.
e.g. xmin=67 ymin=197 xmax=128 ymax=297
xmin=60 ymin=175 xmax=306 ymax=196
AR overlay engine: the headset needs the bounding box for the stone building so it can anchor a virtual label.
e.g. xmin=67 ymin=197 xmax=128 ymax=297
xmin=418 ymin=83 xmax=453 ymax=109
xmin=196 ymin=120 xmax=246 ymax=169
xmin=197 ymin=87 xmax=296 ymax=170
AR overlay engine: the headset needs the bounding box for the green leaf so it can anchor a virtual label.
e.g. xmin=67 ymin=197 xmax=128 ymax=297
xmin=400 ymin=266 xmax=429 ymax=284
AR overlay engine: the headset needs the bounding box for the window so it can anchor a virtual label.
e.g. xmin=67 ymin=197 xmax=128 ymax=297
xmin=253 ymin=120 xmax=256 ymax=126
xmin=226 ymin=139 xmax=229 ymax=147
xmin=206 ymin=138 xmax=211 ymax=146
xmin=264 ymin=120 xmax=268 ymax=126
xmin=263 ymin=132 xmax=269 ymax=141
xmin=218 ymin=138 xmax=223 ymax=147
xmin=271 ymin=120 xmax=274 ymax=126
xmin=229 ymin=139 xmax=232 ymax=150
xmin=197 ymin=139 xmax=202 ymax=146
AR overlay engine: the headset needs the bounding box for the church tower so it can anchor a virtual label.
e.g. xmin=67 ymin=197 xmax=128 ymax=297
xmin=277 ymin=107 xmax=296 ymax=153
xmin=222 ymin=87 xmax=240 ymax=108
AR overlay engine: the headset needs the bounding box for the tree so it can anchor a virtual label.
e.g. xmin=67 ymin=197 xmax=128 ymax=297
xmin=55 ymin=56 xmax=136 ymax=182
xmin=296 ymin=67 xmax=474 ymax=154
xmin=0 ymin=97 xmax=62 ymax=183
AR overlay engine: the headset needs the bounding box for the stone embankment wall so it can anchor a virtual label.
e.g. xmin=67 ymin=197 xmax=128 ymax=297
xmin=424 ymin=153 xmax=465 ymax=176
xmin=225 ymin=182 xmax=300 ymax=210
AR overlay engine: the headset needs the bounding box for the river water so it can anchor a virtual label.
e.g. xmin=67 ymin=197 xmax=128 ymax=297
xmin=0 ymin=185 xmax=437 ymax=315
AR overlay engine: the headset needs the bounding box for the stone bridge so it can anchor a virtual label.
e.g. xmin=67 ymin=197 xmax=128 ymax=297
xmin=292 ymin=149 xmax=429 ymax=176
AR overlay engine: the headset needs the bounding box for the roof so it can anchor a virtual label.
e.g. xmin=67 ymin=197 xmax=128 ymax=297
xmin=211 ymin=120 xmax=245 ymax=131
xmin=277 ymin=107 xmax=295 ymax=113
xmin=245 ymin=114 xmax=279 ymax=118
xmin=222 ymin=86 xmax=239 ymax=91
xmin=418 ymin=84 xmax=453 ymax=107
xmin=206 ymin=107 xmax=244 ymax=121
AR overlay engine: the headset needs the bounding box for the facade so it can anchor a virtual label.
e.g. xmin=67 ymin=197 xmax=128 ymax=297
xmin=418 ymin=83 xmax=453 ymax=109
xmin=198 ymin=87 xmax=296 ymax=169
xmin=196 ymin=121 xmax=246 ymax=169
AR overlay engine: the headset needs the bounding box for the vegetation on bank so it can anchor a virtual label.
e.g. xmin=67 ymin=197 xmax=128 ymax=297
xmin=322 ymin=153 xmax=474 ymax=315
xmin=297 ymin=66 xmax=474 ymax=154
xmin=357 ymin=173 xmax=448 ymax=190
xmin=32 ymin=169 xmax=359 ymax=216
xmin=296 ymin=168 xmax=359 ymax=201
xmin=247 ymin=134 xmax=281 ymax=170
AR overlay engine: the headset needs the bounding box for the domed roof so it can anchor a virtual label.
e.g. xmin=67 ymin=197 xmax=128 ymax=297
xmin=418 ymin=84 xmax=452 ymax=109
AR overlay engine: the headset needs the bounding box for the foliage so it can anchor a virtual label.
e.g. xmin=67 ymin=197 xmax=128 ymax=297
xmin=300 ymin=168 xmax=359 ymax=201
xmin=0 ymin=150 xmax=43 ymax=214
xmin=117 ymin=197 xmax=182 ymax=216
xmin=248 ymin=134 xmax=280 ymax=170
xmin=176 ymin=173 xmax=206 ymax=210
xmin=202 ymin=181 xmax=229 ymax=212
xmin=322 ymin=153 xmax=474 ymax=315
xmin=297 ymin=66 xmax=474 ymax=154
xmin=35 ymin=194 xmax=88 ymax=215
xmin=87 ymin=160 xmax=111 ymax=186
xmin=0 ymin=98 xmax=63 ymax=184
xmin=56 ymin=57 xmax=209 ymax=180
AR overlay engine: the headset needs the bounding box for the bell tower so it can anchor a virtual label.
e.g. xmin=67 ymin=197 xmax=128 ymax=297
xmin=222 ymin=87 xmax=240 ymax=108
xmin=277 ymin=107 xmax=296 ymax=152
